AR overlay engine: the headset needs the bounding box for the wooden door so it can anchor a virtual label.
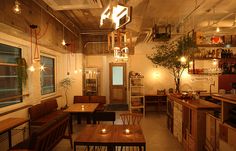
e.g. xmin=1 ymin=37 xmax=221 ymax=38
xmin=109 ymin=63 xmax=127 ymax=104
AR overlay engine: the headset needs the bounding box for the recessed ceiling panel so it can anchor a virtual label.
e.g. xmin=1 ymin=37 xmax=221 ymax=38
xmin=42 ymin=0 xmax=103 ymax=10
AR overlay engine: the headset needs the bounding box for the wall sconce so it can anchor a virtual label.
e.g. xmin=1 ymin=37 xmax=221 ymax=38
xmin=13 ymin=0 xmax=21 ymax=14
xmin=212 ymin=59 xmax=217 ymax=66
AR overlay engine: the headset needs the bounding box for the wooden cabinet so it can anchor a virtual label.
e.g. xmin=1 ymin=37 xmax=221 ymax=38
xmin=173 ymin=102 xmax=183 ymax=143
xmin=205 ymin=113 xmax=221 ymax=151
xmin=167 ymin=97 xmax=174 ymax=133
xmin=129 ymin=77 xmax=145 ymax=115
xmin=206 ymin=94 xmax=236 ymax=151
xmin=167 ymin=94 xmax=220 ymax=151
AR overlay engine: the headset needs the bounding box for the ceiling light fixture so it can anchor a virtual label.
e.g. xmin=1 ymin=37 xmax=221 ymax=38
xmin=13 ymin=0 xmax=21 ymax=14
xmin=216 ymin=26 xmax=220 ymax=32
xmin=100 ymin=1 xmax=131 ymax=29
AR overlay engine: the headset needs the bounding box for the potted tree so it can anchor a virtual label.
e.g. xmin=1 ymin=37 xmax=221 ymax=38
xmin=59 ymin=77 xmax=72 ymax=108
xmin=147 ymin=36 xmax=196 ymax=93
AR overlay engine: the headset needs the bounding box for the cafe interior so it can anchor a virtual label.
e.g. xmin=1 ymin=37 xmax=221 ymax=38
xmin=0 ymin=0 xmax=236 ymax=151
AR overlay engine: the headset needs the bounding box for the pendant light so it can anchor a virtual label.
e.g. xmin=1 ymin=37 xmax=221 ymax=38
xmin=232 ymin=13 xmax=236 ymax=26
xmin=216 ymin=26 xmax=220 ymax=32
xmin=62 ymin=26 xmax=66 ymax=46
xmin=13 ymin=0 xmax=21 ymax=14
xmin=74 ymin=52 xmax=78 ymax=74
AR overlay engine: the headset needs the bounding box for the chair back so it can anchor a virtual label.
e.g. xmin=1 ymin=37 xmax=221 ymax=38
xmin=120 ymin=113 xmax=142 ymax=125
xmin=93 ymin=111 xmax=116 ymax=124
xmin=90 ymin=96 xmax=106 ymax=104
xmin=73 ymin=96 xmax=89 ymax=103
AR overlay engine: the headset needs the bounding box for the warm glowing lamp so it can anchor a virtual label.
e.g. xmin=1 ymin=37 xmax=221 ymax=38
xmin=180 ymin=56 xmax=187 ymax=63
xmin=13 ymin=0 xmax=21 ymax=14
xmin=29 ymin=65 xmax=35 ymax=72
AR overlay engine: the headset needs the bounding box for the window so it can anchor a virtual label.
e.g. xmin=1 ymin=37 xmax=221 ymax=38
xmin=0 ymin=43 xmax=22 ymax=108
xmin=112 ymin=66 xmax=123 ymax=85
xmin=40 ymin=55 xmax=55 ymax=95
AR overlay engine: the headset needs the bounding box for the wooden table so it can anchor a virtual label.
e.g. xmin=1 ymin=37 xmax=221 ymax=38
xmin=64 ymin=103 xmax=99 ymax=133
xmin=0 ymin=118 xmax=29 ymax=149
xmin=74 ymin=124 xmax=146 ymax=151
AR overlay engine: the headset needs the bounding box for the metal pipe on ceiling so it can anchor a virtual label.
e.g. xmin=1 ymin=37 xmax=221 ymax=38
xmin=31 ymin=0 xmax=80 ymax=37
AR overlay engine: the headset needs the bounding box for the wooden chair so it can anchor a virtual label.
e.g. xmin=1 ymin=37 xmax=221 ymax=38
xmin=73 ymin=96 xmax=89 ymax=103
xmin=120 ymin=112 xmax=143 ymax=125
xmin=73 ymin=96 xmax=90 ymax=124
xmin=119 ymin=113 xmax=143 ymax=151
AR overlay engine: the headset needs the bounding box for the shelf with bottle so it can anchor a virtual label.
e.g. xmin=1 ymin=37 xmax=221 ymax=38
xmin=220 ymin=62 xmax=236 ymax=74
xmin=193 ymin=47 xmax=236 ymax=59
xmin=188 ymin=68 xmax=222 ymax=75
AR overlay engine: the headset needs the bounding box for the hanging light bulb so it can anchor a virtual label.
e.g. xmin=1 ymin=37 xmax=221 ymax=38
xmin=216 ymin=27 xmax=220 ymax=32
xmin=62 ymin=39 xmax=66 ymax=46
xmin=28 ymin=65 xmax=35 ymax=72
xmin=13 ymin=0 xmax=21 ymax=14
xmin=232 ymin=13 xmax=236 ymax=26
xmin=61 ymin=25 xmax=66 ymax=46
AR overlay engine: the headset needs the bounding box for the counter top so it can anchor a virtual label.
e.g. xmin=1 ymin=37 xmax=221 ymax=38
xmin=212 ymin=94 xmax=236 ymax=104
xmin=168 ymin=94 xmax=221 ymax=110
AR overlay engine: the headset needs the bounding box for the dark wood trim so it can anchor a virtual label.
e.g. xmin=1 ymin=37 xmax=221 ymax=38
xmin=41 ymin=95 xmax=62 ymax=102
xmin=0 ymin=105 xmax=32 ymax=116
xmin=0 ymin=63 xmax=18 ymax=66
xmin=0 ymin=94 xmax=29 ymax=103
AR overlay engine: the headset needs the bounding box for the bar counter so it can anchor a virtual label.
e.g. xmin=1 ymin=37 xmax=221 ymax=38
xmin=168 ymin=94 xmax=221 ymax=110
xmin=212 ymin=94 xmax=236 ymax=104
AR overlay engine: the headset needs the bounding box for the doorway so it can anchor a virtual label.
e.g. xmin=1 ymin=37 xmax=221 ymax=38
xmin=109 ymin=63 xmax=127 ymax=104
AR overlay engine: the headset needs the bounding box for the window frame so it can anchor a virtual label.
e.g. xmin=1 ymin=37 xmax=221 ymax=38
xmin=0 ymin=43 xmax=23 ymax=108
xmin=40 ymin=54 xmax=57 ymax=97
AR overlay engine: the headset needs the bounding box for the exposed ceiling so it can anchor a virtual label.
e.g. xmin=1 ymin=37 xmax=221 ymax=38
xmin=40 ymin=0 xmax=236 ymax=44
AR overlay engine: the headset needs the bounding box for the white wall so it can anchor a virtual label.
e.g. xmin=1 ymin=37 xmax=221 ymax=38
xmin=84 ymin=42 xmax=219 ymax=102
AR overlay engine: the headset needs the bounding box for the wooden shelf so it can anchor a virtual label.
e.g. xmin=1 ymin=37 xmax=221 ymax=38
xmin=129 ymin=77 xmax=145 ymax=115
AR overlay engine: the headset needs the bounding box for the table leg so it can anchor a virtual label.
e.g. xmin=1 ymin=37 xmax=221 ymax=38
xmin=73 ymin=143 xmax=76 ymax=151
xmin=8 ymin=130 xmax=12 ymax=148
xmin=28 ymin=120 xmax=31 ymax=136
xmin=69 ymin=114 xmax=73 ymax=134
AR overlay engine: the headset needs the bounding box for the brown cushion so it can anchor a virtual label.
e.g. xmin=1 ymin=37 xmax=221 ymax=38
xmin=43 ymin=99 xmax=58 ymax=114
xmin=33 ymin=110 xmax=64 ymax=125
xmin=90 ymin=96 xmax=106 ymax=104
xmin=29 ymin=103 xmax=46 ymax=121
xmin=74 ymin=96 xmax=89 ymax=103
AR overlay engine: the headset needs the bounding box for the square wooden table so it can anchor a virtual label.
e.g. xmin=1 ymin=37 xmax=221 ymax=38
xmin=0 ymin=118 xmax=29 ymax=149
xmin=74 ymin=124 xmax=146 ymax=151
xmin=64 ymin=103 xmax=99 ymax=133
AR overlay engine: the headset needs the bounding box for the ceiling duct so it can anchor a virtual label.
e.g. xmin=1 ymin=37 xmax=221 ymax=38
xmin=42 ymin=0 xmax=103 ymax=10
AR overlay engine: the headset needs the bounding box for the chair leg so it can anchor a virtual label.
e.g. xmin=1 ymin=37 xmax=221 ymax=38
xmin=77 ymin=114 xmax=82 ymax=124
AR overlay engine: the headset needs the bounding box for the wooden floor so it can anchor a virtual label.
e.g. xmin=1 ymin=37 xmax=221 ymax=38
xmin=53 ymin=112 xmax=183 ymax=151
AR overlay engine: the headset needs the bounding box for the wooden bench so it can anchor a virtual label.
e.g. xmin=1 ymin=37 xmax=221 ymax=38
xmin=10 ymin=113 xmax=70 ymax=151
